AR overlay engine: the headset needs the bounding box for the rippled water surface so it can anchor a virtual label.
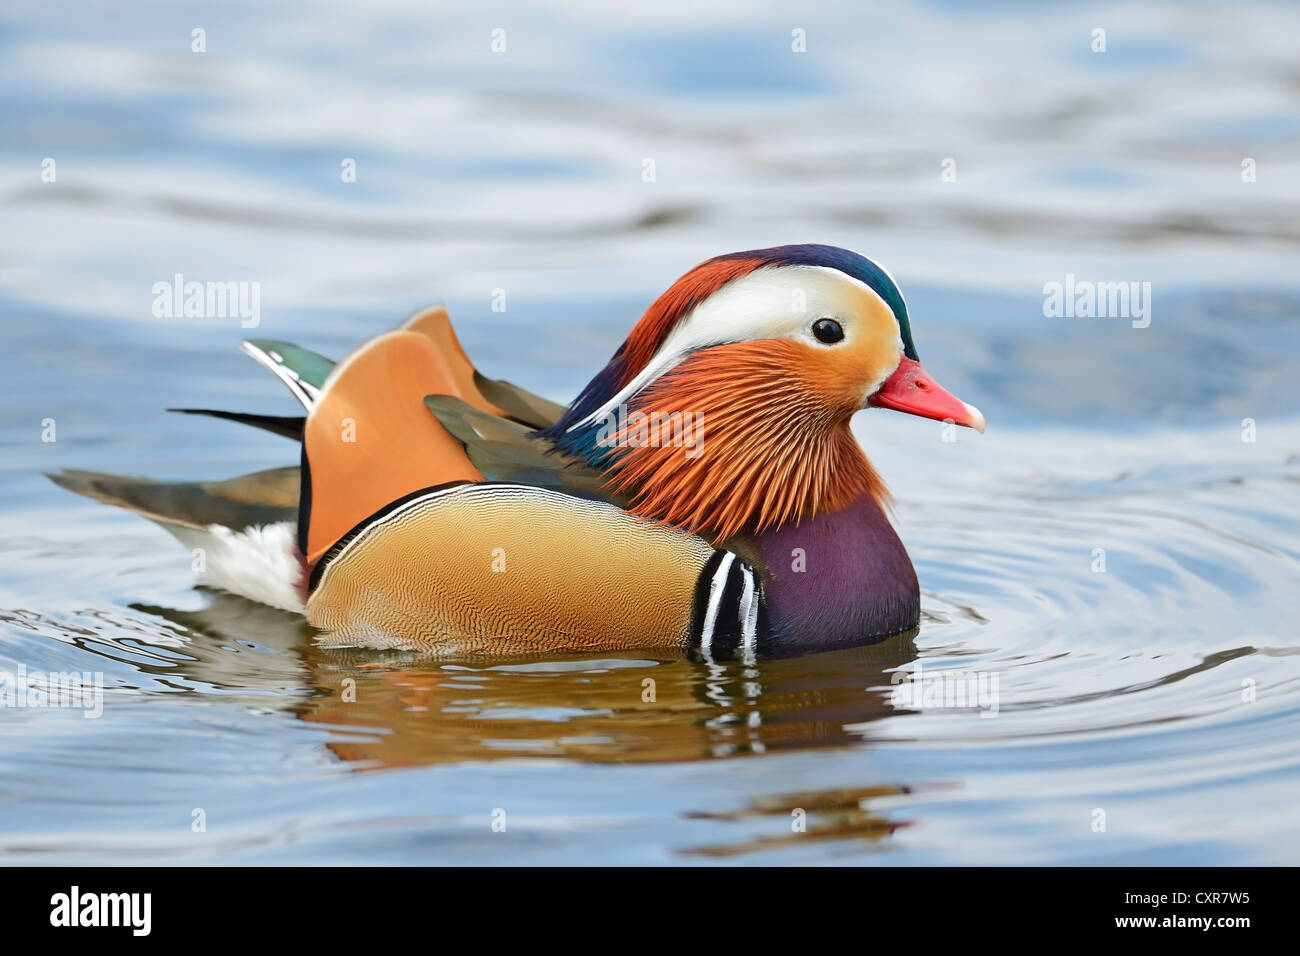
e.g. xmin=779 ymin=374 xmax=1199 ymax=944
xmin=2 ymin=0 xmax=1299 ymax=864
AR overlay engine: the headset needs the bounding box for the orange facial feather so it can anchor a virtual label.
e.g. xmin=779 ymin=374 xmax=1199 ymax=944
xmin=604 ymin=340 xmax=889 ymax=543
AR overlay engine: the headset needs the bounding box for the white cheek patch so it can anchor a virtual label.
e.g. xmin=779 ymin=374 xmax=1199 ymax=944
xmin=574 ymin=265 xmax=901 ymax=429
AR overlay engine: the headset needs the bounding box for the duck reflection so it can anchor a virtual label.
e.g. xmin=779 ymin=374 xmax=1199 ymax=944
xmin=682 ymin=785 xmax=911 ymax=858
xmin=135 ymin=590 xmax=917 ymax=769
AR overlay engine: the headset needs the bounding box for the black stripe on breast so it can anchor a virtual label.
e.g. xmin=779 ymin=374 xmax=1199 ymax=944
xmin=688 ymin=550 xmax=765 ymax=662
xmin=687 ymin=551 xmax=728 ymax=649
xmin=708 ymin=557 xmax=747 ymax=658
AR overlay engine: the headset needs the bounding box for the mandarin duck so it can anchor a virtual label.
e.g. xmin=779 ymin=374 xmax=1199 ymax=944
xmin=51 ymin=245 xmax=984 ymax=660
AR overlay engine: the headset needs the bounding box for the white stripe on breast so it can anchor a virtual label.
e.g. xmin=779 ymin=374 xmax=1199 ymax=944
xmin=738 ymin=565 xmax=760 ymax=664
xmin=699 ymin=552 xmax=736 ymax=655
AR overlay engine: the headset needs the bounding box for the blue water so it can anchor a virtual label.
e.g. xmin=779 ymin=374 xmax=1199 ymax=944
xmin=1 ymin=0 xmax=1298 ymax=864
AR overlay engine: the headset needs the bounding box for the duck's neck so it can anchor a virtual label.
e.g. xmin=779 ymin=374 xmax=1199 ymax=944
xmin=737 ymin=491 xmax=919 ymax=652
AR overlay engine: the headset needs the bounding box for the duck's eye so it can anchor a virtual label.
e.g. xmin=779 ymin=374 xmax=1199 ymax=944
xmin=812 ymin=318 xmax=844 ymax=344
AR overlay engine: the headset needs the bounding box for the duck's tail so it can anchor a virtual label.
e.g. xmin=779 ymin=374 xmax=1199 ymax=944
xmin=47 ymin=467 xmax=307 ymax=612
xmin=46 ymin=305 xmax=569 ymax=612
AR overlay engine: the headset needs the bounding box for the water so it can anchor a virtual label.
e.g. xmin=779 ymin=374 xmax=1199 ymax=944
xmin=2 ymin=0 xmax=1299 ymax=864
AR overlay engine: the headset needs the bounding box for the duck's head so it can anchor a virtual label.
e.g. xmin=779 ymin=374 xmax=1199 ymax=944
xmin=546 ymin=244 xmax=984 ymax=542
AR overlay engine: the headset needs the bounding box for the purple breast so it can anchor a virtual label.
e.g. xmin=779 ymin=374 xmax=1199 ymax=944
xmin=747 ymin=492 xmax=919 ymax=651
